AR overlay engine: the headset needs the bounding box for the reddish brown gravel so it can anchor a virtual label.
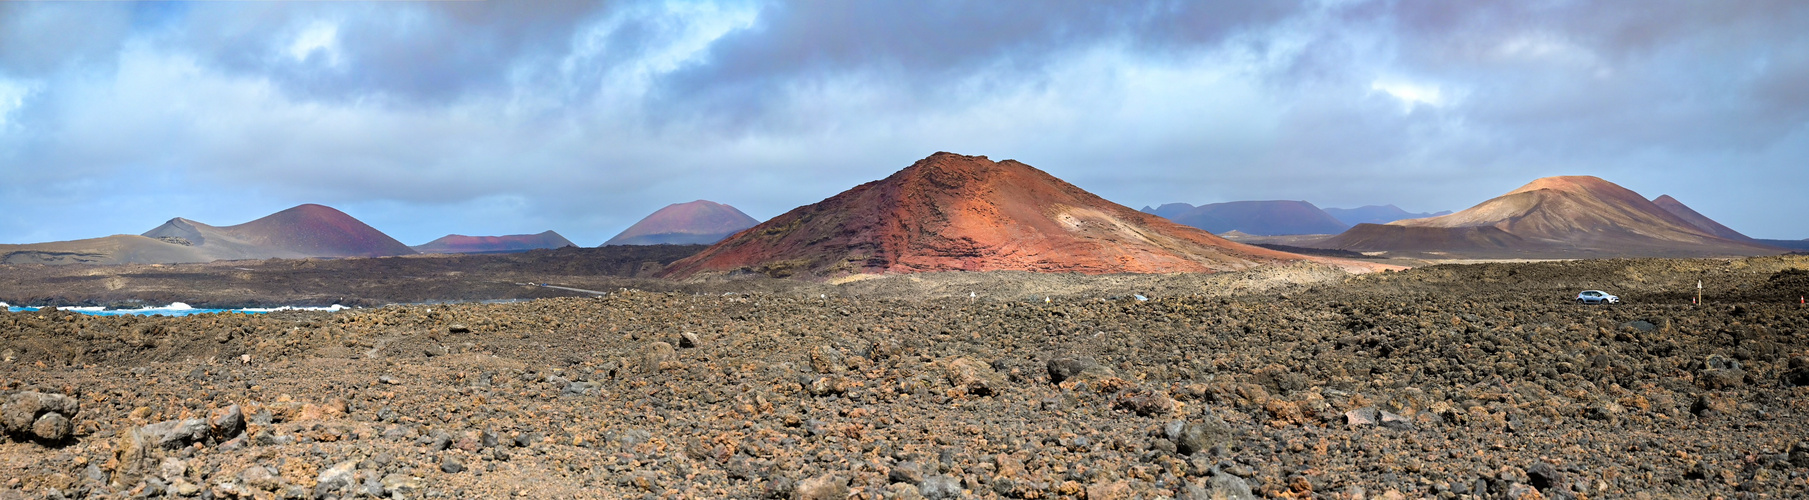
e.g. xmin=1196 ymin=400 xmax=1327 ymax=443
xmin=2 ymin=255 xmax=1808 ymax=499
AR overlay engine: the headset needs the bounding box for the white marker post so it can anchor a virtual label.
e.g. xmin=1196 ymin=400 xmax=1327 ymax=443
xmin=1697 ymin=280 xmax=1702 ymax=306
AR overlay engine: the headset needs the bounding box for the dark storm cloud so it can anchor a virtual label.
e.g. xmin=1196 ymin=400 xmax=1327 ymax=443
xmin=0 ymin=0 xmax=1806 ymax=244
xmin=654 ymin=1 xmax=1304 ymax=129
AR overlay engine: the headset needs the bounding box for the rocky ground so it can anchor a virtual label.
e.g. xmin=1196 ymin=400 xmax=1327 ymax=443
xmin=0 ymin=246 xmax=709 ymax=309
xmin=3 ymin=256 xmax=1809 ymax=499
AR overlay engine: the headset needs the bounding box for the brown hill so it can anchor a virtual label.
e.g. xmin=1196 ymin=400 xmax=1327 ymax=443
xmin=1317 ymin=176 xmax=1783 ymax=258
xmin=1651 ymin=195 xmax=1756 ymax=242
xmin=660 ymin=152 xmax=1394 ymax=279
xmin=412 ymin=231 xmax=577 ymax=254
xmin=212 ymin=204 xmax=415 ymax=257
xmin=144 ymin=204 xmax=415 ymax=259
xmin=2 ymin=204 xmax=414 ymax=266
xmin=0 ymin=235 xmax=217 ymax=266
xmin=604 ymin=200 xmax=759 ymax=246
xmin=1156 ymin=200 xmax=1350 ymax=236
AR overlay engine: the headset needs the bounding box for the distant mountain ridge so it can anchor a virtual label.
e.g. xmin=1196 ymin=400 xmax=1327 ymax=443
xmin=605 ymin=200 xmax=759 ymax=246
xmin=2 ymin=204 xmax=415 ymax=265
xmin=413 ymin=231 xmax=576 ymax=254
xmin=1140 ymin=200 xmax=1349 ymax=236
xmin=1322 ymin=205 xmax=1451 ymax=226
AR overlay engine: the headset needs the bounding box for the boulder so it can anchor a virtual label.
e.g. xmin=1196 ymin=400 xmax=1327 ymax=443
xmin=314 ymin=460 xmax=357 ymax=498
xmin=810 ymin=346 xmax=846 ymax=374
xmin=792 ymin=474 xmax=849 ymax=500
xmin=2 ymin=391 xmax=80 ymax=442
xmin=639 ymin=342 xmax=676 ymax=372
xmin=944 ymin=357 xmax=1007 ymax=396
xmin=1169 ymin=412 xmax=1235 ymax=456
xmin=30 ymin=412 xmax=71 ymax=441
xmin=208 ymin=404 xmax=244 ymax=440
xmin=140 ymin=418 xmax=210 ymax=450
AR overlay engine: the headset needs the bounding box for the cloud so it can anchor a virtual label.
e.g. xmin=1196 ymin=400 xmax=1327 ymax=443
xmin=1 ymin=0 xmax=1807 ymax=244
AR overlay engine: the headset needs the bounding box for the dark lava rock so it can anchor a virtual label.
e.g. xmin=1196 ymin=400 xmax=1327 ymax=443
xmin=944 ymin=356 xmax=1006 ymax=396
xmin=2 ymin=391 xmax=80 ymax=442
xmin=1169 ymin=412 xmax=1235 ymax=456
xmin=29 ymin=412 xmax=71 ymax=442
xmin=140 ymin=418 xmax=209 ymax=450
xmin=1784 ymin=368 xmax=1809 ymax=387
xmin=810 ymin=345 xmax=846 ymax=374
xmin=1204 ymin=473 xmax=1258 ymax=500
xmin=1699 ymin=368 xmax=1745 ymax=390
xmin=1115 ymin=390 xmax=1178 ymax=417
xmin=315 ymin=461 xmax=356 ymax=497
xmin=1692 ymin=393 xmax=1738 ymax=418
xmin=1379 ymin=410 xmax=1415 ymax=430
xmin=208 ymin=404 xmax=244 ymax=440
xmin=1047 ymin=357 xmax=1098 ymax=384
xmin=1527 ymin=463 xmax=1563 ymax=491
xmin=1788 ymin=442 xmax=1809 ymax=468
xmin=889 ymin=460 xmax=925 ymax=485
xmin=439 ymin=456 xmax=464 ymax=474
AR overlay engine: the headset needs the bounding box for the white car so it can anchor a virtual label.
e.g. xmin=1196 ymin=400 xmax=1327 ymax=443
xmin=1575 ymin=290 xmax=1620 ymax=305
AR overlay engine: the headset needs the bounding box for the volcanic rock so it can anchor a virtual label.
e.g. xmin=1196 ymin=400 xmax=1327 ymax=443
xmin=1170 ymin=413 xmax=1235 ymax=456
xmin=208 ymin=404 xmax=243 ymax=440
xmin=141 ymin=418 xmax=210 ymax=450
xmin=316 ymin=460 xmax=357 ymax=497
xmin=1047 ymin=357 xmax=1106 ymax=384
xmin=944 ymin=357 xmax=1006 ymax=396
xmin=1202 ymin=474 xmax=1258 ymax=500
xmin=412 ymin=230 xmax=577 ymax=254
xmin=662 ymin=152 xmax=1390 ymax=278
xmin=3 ymin=256 xmax=1808 ymax=498
xmin=605 ymin=200 xmax=759 ymax=246
xmin=792 ymin=474 xmax=849 ymax=500
xmin=2 ymin=391 xmax=79 ymax=442
xmin=439 ymin=456 xmax=465 ymax=474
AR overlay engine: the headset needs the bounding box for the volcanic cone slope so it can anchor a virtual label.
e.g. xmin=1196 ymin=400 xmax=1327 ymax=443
xmin=661 ymin=152 xmax=1391 ymax=278
xmin=145 ymin=204 xmax=416 ymax=259
xmin=605 ymin=200 xmax=760 ymax=246
xmin=4 ymin=204 xmax=415 ymax=265
xmin=1651 ymin=195 xmax=1757 ymax=243
xmin=1319 ymin=176 xmax=1782 ymax=258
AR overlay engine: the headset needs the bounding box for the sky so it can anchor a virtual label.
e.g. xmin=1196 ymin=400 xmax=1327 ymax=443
xmin=1 ymin=0 xmax=1805 ymax=245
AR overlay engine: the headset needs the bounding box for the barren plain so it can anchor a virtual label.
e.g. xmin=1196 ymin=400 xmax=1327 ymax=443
xmin=2 ymin=253 xmax=1809 ymax=499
